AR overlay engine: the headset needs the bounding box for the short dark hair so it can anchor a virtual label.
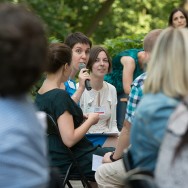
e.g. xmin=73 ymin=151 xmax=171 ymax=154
xmin=0 ymin=3 xmax=47 ymax=97
xmin=87 ymin=46 xmax=112 ymax=73
xmin=47 ymin=43 xmax=72 ymax=73
xmin=168 ymin=8 xmax=188 ymax=27
xmin=64 ymin=32 xmax=92 ymax=49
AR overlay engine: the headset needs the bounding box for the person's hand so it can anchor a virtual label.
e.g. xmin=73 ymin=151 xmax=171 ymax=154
xmin=86 ymin=113 xmax=99 ymax=125
xmin=78 ymin=68 xmax=90 ymax=89
xmin=102 ymin=152 xmax=113 ymax=163
xmin=83 ymin=113 xmax=88 ymax=120
xmin=83 ymin=114 xmax=89 ymax=122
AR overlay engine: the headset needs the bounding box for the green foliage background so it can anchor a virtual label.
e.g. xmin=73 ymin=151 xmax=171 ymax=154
xmin=3 ymin=0 xmax=184 ymax=44
xmin=103 ymin=34 xmax=144 ymax=58
xmin=2 ymin=0 xmax=186 ymax=97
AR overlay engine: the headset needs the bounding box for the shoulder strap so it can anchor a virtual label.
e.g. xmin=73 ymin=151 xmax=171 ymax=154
xmin=168 ymin=98 xmax=188 ymax=135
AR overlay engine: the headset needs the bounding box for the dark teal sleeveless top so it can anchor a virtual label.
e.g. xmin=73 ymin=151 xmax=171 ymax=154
xmin=105 ymin=48 xmax=144 ymax=94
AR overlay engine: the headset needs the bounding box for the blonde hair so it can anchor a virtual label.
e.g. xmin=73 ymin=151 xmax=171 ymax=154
xmin=144 ymin=27 xmax=188 ymax=98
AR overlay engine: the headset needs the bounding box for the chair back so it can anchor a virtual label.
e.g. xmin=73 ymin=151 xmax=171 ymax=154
xmin=46 ymin=113 xmax=93 ymax=188
xmin=46 ymin=114 xmax=59 ymax=135
xmin=124 ymin=168 xmax=157 ymax=188
xmin=123 ymin=148 xmax=132 ymax=171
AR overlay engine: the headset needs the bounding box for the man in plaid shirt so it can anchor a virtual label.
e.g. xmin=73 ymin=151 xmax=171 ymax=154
xmin=125 ymin=72 xmax=147 ymax=124
xmin=95 ymin=29 xmax=163 ymax=188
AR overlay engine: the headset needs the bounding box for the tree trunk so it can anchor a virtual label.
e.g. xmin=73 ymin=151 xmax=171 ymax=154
xmin=180 ymin=0 xmax=188 ymax=10
xmin=84 ymin=0 xmax=115 ymax=37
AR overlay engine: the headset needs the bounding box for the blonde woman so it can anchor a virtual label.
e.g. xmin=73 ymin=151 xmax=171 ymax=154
xmin=95 ymin=27 xmax=188 ymax=188
xmin=129 ymin=27 xmax=188 ymax=172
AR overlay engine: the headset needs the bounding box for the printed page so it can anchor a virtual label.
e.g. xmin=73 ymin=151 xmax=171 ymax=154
xmin=92 ymin=154 xmax=103 ymax=171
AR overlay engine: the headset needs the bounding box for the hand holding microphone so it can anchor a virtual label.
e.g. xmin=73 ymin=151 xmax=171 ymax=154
xmin=79 ymin=63 xmax=92 ymax=91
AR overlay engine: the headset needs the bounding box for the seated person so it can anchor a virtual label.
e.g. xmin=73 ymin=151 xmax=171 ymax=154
xmin=95 ymin=28 xmax=188 ymax=187
xmin=155 ymin=96 xmax=188 ymax=188
xmin=61 ymin=32 xmax=91 ymax=104
xmin=125 ymin=29 xmax=162 ymax=139
xmin=105 ymin=46 xmax=145 ymax=131
xmin=0 ymin=3 xmax=49 ymax=187
xmin=80 ymin=46 xmax=119 ymax=147
xmin=105 ymin=29 xmax=163 ymax=131
xmin=98 ymin=28 xmax=161 ymax=162
xmin=35 ymin=43 xmax=114 ymax=177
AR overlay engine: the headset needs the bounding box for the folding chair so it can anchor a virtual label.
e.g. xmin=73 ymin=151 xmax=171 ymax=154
xmin=48 ymin=167 xmax=62 ymax=188
xmin=124 ymin=168 xmax=157 ymax=188
xmin=46 ymin=113 xmax=94 ymax=188
xmin=122 ymin=148 xmax=132 ymax=171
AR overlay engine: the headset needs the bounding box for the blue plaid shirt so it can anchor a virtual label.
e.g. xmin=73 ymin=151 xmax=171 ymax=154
xmin=125 ymin=72 xmax=147 ymax=123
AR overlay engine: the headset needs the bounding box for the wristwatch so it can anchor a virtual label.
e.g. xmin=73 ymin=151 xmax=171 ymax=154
xmin=110 ymin=152 xmax=118 ymax=162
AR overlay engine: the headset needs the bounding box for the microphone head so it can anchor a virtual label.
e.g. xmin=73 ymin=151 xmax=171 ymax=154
xmin=79 ymin=63 xmax=86 ymax=70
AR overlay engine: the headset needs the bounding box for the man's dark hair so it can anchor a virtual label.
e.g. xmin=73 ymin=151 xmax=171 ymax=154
xmin=0 ymin=3 xmax=47 ymax=97
xmin=64 ymin=32 xmax=92 ymax=49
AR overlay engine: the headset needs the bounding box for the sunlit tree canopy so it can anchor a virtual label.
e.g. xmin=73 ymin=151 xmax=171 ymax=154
xmin=3 ymin=0 xmax=186 ymax=44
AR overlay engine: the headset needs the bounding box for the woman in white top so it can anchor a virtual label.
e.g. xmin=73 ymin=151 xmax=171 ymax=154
xmin=80 ymin=46 xmax=119 ymax=147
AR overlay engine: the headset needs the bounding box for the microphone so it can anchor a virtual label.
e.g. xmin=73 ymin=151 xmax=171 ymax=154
xmin=79 ymin=63 xmax=92 ymax=91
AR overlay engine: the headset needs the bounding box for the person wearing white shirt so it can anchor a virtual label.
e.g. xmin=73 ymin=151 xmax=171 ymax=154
xmin=80 ymin=46 xmax=119 ymax=147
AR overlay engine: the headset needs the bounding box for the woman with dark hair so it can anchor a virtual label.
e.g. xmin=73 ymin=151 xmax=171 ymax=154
xmin=80 ymin=46 xmax=119 ymax=147
xmin=0 ymin=3 xmax=49 ymax=188
xmin=168 ymin=8 xmax=188 ymax=28
xmin=61 ymin=32 xmax=91 ymax=104
xmin=35 ymin=43 xmax=114 ymax=179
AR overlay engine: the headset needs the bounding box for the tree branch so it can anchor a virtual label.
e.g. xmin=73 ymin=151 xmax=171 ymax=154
xmin=84 ymin=0 xmax=115 ymax=37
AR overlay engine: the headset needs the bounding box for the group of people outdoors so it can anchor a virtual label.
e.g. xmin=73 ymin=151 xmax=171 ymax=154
xmin=1 ymin=2 xmax=188 ymax=188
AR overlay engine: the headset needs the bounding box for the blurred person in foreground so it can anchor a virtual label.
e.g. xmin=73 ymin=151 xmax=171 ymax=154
xmin=154 ymin=30 xmax=188 ymax=188
xmin=95 ymin=27 xmax=188 ymax=187
xmin=0 ymin=3 xmax=49 ymax=188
